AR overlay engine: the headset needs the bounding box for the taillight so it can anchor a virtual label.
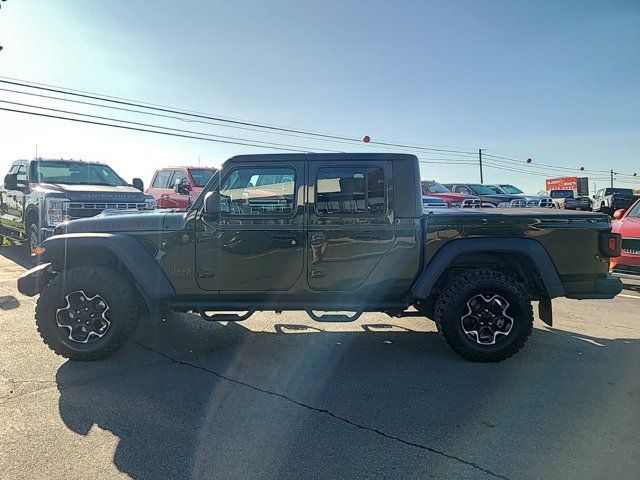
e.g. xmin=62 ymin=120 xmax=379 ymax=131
xmin=599 ymin=232 xmax=622 ymax=257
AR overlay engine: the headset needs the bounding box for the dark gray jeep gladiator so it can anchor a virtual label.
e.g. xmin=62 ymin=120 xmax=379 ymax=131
xmin=17 ymin=153 xmax=623 ymax=362
xmin=0 ymin=158 xmax=155 ymax=254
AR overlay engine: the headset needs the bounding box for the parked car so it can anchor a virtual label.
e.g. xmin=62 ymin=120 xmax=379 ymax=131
xmin=0 ymin=158 xmax=154 ymax=254
xmin=147 ymin=166 xmax=217 ymax=209
xmin=549 ymin=189 xmax=592 ymax=210
xmin=19 ymin=153 xmax=622 ymax=363
xmin=442 ymin=183 xmax=527 ymax=207
xmin=610 ymin=198 xmax=640 ymax=278
xmin=421 ymin=181 xmax=481 ymax=207
xmin=487 ymin=184 xmax=552 ymax=208
xmin=592 ymin=187 xmax=635 ymax=216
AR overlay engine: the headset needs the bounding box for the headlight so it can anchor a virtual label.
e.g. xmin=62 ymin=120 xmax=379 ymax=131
xmin=143 ymin=197 xmax=157 ymax=209
xmin=45 ymin=198 xmax=70 ymax=226
xmin=449 ymin=202 xmax=461 ymax=208
xmin=497 ymin=202 xmax=510 ymax=208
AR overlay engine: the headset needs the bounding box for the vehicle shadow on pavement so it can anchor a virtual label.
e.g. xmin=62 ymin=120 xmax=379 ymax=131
xmin=54 ymin=313 xmax=640 ymax=480
xmin=0 ymin=244 xmax=32 ymax=270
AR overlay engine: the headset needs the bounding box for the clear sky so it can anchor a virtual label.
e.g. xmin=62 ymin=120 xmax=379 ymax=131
xmin=0 ymin=0 xmax=638 ymax=192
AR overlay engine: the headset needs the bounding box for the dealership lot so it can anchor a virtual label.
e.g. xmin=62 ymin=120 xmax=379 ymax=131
xmin=1 ymin=248 xmax=639 ymax=480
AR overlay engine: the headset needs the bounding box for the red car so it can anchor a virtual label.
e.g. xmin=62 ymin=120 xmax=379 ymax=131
xmin=610 ymin=198 xmax=640 ymax=278
xmin=147 ymin=166 xmax=217 ymax=209
xmin=421 ymin=180 xmax=481 ymax=207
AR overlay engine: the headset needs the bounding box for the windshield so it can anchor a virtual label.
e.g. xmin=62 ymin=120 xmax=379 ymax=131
xmin=499 ymin=184 xmax=524 ymax=194
xmin=627 ymin=199 xmax=640 ymax=218
xmin=32 ymin=161 xmax=127 ymax=186
xmin=189 ymin=168 xmax=215 ymax=187
xmin=550 ymin=190 xmax=574 ymax=198
xmin=606 ymin=188 xmax=633 ymax=196
xmin=422 ymin=181 xmax=450 ymax=194
xmin=469 ymin=184 xmax=498 ymax=195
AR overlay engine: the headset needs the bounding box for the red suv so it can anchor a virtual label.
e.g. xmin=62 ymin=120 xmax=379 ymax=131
xmin=610 ymin=198 xmax=640 ymax=278
xmin=147 ymin=167 xmax=217 ymax=209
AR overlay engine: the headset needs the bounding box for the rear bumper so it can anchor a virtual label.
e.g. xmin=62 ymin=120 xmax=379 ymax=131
xmin=566 ymin=276 xmax=623 ymax=299
xmin=17 ymin=262 xmax=55 ymax=297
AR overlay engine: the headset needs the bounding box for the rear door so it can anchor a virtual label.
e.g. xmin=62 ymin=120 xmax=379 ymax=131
xmin=307 ymin=160 xmax=394 ymax=291
xmin=196 ymin=160 xmax=305 ymax=291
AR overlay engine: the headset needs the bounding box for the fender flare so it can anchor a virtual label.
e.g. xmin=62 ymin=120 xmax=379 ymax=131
xmin=39 ymin=233 xmax=175 ymax=304
xmin=411 ymin=238 xmax=565 ymax=299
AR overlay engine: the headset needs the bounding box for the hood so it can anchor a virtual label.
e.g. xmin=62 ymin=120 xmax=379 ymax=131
xmin=520 ymin=195 xmax=551 ymax=201
xmin=613 ymin=216 xmax=640 ymax=236
xmin=477 ymin=194 xmax=524 ymax=204
xmin=33 ymin=183 xmax=151 ymax=202
xmin=56 ymin=209 xmax=186 ymax=234
xmin=429 ymin=192 xmax=478 ymax=202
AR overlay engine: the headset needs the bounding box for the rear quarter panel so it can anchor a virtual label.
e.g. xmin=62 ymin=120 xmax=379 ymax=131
xmin=423 ymin=209 xmax=612 ymax=295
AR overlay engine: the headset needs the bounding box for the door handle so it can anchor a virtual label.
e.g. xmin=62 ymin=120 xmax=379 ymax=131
xmin=355 ymin=231 xmax=383 ymax=240
xmin=271 ymin=232 xmax=298 ymax=241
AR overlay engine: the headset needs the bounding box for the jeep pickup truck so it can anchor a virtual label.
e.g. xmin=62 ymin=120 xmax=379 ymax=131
xmin=1 ymin=158 xmax=155 ymax=254
xmin=17 ymin=153 xmax=623 ymax=362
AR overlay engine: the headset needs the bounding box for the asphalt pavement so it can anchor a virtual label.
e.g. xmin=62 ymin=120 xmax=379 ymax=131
xmin=1 ymin=245 xmax=639 ymax=480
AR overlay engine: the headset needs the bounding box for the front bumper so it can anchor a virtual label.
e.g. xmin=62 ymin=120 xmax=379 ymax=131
xmin=566 ymin=276 xmax=623 ymax=299
xmin=17 ymin=262 xmax=55 ymax=297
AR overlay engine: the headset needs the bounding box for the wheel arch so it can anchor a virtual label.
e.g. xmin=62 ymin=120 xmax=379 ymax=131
xmin=411 ymin=238 xmax=565 ymax=301
xmin=39 ymin=233 xmax=175 ymax=316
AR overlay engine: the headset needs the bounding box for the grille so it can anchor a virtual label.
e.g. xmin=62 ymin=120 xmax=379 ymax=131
xmin=527 ymin=199 xmax=553 ymax=208
xmin=461 ymin=199 xmax=481 ymax=208
xmin=509 ymin=199 xmax=527 ymax=208
xmin=622 ymin=238 xmax=640 ymax=255
xmin=422 ymin=199 xmax=448 ymax=208
xmin=68 ymin=202 xmax=148 ymax=219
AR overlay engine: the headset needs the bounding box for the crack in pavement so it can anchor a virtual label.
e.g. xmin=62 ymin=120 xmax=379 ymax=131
xmin=0 ymin=357 xmax=173 ymax=405
xmin=135 ymin=341 xmax=511 ymax=480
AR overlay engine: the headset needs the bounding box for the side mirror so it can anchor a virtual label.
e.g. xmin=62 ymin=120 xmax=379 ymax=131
xmin=174 ymin=177 xmax=191 ymax=195
xmin=613 ymin=209 xmax=626 ymax=220
xmin=4 ymin=173 xmax=18 ymax=190
xmin=132 ymin=178 xmax=144 ymax=191
xmin=203 ymin=191 xmax=220 ymax=219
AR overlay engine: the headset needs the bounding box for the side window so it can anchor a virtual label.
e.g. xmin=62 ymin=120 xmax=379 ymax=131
xmin=152 ymin=170 xmax=172 ymax=188
xmin=316 ymin=167 xmax=385 ymax=215
xmin=220 ymin=167 xmax=295 ymax=215
xmin=168 ymin=170 xmax=187 ymax=189
xmin=16 ymin=164 xmax=28 ymax=182
xmin=457 ymin=186 xmax=471 ymax=195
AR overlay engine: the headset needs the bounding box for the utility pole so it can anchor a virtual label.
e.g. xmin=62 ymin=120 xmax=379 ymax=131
xmin=611 ymin=169 xmax=614 ymax=188
xmin=478 ymin=148 xmax=484 ymax=183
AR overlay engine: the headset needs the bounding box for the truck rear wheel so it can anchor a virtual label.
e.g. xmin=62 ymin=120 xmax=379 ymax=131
xmin=35 ymin=266 xmax=141 ymax=360
xmin=435 ymin=270 xmax=533 ymax=362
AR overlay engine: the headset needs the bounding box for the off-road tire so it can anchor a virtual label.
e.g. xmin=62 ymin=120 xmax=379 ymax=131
xmin=435 ymin=270 xmax=533 ymax=362
xmin=26 ymin=223 xmax=40 ymax=262
xmin=35 ymin=266 xmax=140 ymax=360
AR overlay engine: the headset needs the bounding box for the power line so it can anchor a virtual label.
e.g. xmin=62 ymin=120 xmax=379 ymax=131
xmin=0 ymin=77 xmax=480 ymax=156
xmin=0 ymin=107 xmax=319 ymax=152
xmin=0 ymin=99 xmax=340 ymax=153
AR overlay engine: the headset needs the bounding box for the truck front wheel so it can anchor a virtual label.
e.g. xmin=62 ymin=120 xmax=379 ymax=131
xmin=35 ymin=266 xmax=141 ymax=360
xmin=435 ymin=270 xmax=533 ymax=362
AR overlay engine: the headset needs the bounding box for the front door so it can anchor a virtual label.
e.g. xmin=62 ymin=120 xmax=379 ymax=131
xmin=196 ymin=161 xmax=305 ymax=291
xmin=307 ymin=160 xmax=395 ymax=291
